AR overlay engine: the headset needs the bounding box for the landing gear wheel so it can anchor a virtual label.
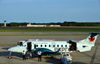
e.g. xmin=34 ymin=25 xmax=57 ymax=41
xmin=8 ymin=56 xmax=12 ymax=59
xmin=8 ymin=52 xmax=12 ymax=59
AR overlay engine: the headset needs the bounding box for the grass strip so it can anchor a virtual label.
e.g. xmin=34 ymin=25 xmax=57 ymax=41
xmin=0 ymin=27 xmax=100 ymax=32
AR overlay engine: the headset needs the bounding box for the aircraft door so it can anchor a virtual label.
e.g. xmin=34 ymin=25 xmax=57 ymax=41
xmin=33 ymin=44 xmax=37 ymax=54
xmin=34 ymin=44 xmax=36 ymax=49
xmin=69 ymin=40 xmax=77 ymax=51
xmin=27 ymin=42 xmax=32 ymax=51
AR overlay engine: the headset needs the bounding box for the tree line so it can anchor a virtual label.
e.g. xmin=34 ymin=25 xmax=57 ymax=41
xmin=0 ymin=21 xmax=100 ymax=26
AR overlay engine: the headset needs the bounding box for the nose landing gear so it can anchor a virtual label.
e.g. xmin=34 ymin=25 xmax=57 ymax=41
xmin=8 ymin=52 xmax=12 ymax=59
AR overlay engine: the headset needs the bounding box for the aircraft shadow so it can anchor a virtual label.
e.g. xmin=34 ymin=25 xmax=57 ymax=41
xmin=0 ymin=50 xmax=96 ymax=64
xmin=1 ymin=47 xmax=60 ymax=59
xmin=2 ymin=47 xmax=9 ymax=50
xmin=0 ymin=51 xmax=22 ymax=58
xmin=0 ymin=51 xmax=88 ymax=64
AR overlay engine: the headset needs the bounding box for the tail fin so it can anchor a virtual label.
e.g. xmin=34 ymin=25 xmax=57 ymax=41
xmin=79 ymin=33 xmax=99 ymax=46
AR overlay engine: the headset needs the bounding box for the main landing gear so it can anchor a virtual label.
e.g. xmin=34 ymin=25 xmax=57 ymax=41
xmin=50 ymin=56 xmax=54 ymax=60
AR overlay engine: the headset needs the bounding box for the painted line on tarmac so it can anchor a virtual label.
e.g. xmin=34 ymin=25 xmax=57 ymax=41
xmin=90 ymin=46 xmax=98 ymax=64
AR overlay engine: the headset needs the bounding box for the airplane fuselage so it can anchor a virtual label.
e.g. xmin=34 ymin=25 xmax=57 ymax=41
xmin=8 ymin=40 xmax=92 ymax=53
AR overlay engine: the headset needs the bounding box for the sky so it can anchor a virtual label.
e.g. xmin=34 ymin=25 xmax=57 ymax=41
xmin=0 ymin=0 xmax=100 ymax=23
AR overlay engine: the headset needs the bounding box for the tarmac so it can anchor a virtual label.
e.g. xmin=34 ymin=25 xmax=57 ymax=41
xmin=0 ymin=32 xmax=89 ymax=34
xmin=0 ymin=46 xmax=100 ymax=64
xmin=0 ymin=36 xmax=100 ymax=64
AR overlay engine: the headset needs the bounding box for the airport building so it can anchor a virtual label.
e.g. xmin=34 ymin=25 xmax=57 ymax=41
xmin=27 ymin=23 xmax=61 ymax=27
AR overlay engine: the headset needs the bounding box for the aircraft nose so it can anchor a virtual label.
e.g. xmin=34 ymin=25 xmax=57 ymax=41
xmin=8 ymin=48 xmax=12 ymax=51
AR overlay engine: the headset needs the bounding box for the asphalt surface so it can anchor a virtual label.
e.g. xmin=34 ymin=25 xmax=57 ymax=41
xmin=0 ymin=35 xmax=100 ymax=64
xmin=0 ymin=32 xmax=90 ymax=34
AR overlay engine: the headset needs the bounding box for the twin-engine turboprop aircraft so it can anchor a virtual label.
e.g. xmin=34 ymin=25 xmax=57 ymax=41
xmin=8 ymin=33 xmax=99 ymax=58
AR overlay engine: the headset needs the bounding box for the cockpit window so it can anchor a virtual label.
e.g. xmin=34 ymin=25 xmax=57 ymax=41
xmin=17 ymin=42 xmax=23 ymax=46
xmin=17 ymin=42 xmax=20 ymax=45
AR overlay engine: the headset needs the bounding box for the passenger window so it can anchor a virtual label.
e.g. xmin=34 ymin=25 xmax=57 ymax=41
xmin=45 ymin=45 xmax=46 ymax=47
xmin=65 ymin=45 xmax=67 ymax=47
xmin=57 ymin=45 xmax=59 ymax=47
xmin=61 ymin=45 xmax=63 ymax=47
xmin=53 ymin=45 xmax=55 ymax=47
xmin=41 ymin=45 xmax=42 ymax=47
xmin=49 ymin=45 xmax=51 ymax=47
xmin=36 ymin=45 xmax=38 ymax=47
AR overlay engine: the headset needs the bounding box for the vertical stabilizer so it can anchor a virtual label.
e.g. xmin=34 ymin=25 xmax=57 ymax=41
xmin=79 ymin=33 xmax=99 ymax=46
